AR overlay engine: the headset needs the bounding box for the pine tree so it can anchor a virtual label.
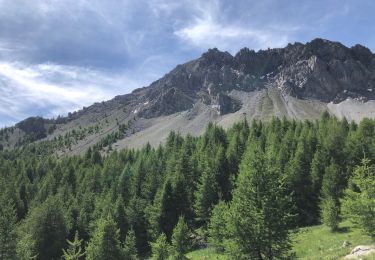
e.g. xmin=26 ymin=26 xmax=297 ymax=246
xmin=16 ymin=233 xmax=37 ymax=260
xmin=342 ymin=158 xmax=375 ymax=237
xmin=171 ymin=217 xmax=191 ymax=260
xmin=310 ymin=146 xmax=329 ymax=219
xmin=114 ymin=198 xmax=129 ymax=241
xmin=194 ymin=164 xmax=219 ymax=225
xmin=208 ymin=201 xmax=229 ymax=252
xmin=226 ymin=142 xmax=294 ymax=259
xmin=0 ymin=196 xmax=17 ymax=260
xmin=86 ymin=217 xmax=124 ymax=260
xmin=118 ymin=164 xmax=132 ymax=204
xmin=123 ymin=229 xmax=138 ymax=260
xmin=320 ymin=197 xmax=340 ymax=231
xmin=320 ymin=161 xmax=341 ymax=231
xmin=157 ymin=179 xmax=176 ymax=240
xmin=172 ymin=172 xmax=192 ymax=224
xmin=285 ymin=135 xmax=315 ymax=226
xmin=62 ymin=231 xmax=85 ymax=260
xmin=126 ymin=197 xmax=150 ymax=254
xmin=18 ymin=197 xmax=68 ymax=260
xmin=150 ymin=233 xmax=170 ymax=260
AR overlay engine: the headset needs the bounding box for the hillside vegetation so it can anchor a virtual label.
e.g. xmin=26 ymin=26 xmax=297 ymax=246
xmin=0 ymin=112 xmax=374 ymax=259
xmin=188 ymin=221 xmax=374 ymax=259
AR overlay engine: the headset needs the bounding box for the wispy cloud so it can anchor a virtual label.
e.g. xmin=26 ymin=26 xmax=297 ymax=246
xmin=175 ymin=17 xmax=291 ymax=52
xmin=0 ymin=62 xmax=152 ymax=126
xmin=173 ymin=0 xmax=297 ymax=52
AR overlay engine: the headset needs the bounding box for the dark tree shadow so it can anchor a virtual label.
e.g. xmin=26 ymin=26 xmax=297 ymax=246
xmin=334 ymin=226 xmax=350 ymax=233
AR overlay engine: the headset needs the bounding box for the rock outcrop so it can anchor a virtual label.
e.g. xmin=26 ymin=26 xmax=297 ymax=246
xmin=344 ymin=245 xmax=375 ymax=259
xmin=121 ymin=38 xmax=375 ymax=119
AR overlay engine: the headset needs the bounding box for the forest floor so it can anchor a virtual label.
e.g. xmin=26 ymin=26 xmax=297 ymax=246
xmin=186 ymin=221 xmax=375 ymax=259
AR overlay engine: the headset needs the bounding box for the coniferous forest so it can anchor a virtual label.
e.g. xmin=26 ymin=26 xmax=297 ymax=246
xmin=1 ymin=112 xmax=375 ymax=259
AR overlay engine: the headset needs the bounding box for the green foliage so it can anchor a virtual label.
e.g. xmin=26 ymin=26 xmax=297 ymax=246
xmin=190 ymin=221 xmax=375 ymax=260
xmin=86 ymin=217 xmax=124 ymax=260
xmin=16 ymin=233 xmax=37 ymax=260
xmin=208 ymin=201 xmax=229 ymax=252
xmin=342 ymin=158 xmax=375 ymax=237
xmin=0 ymin=195 xmax=17 ymax=260
xmin=321 ymin=197 xmax=340 ymax=232
xmin=194 ymin=166 xmax=219 ymax=225
xmin=62 ymin=231 xmax=85 ymax=260
xmin=320 ymin=161 xmax=342 ymax=231
xmin=2 ymin=115 xmax=375 ymax=258
xmin=150 ymin=233 xmax=170 ymax=260
xmin=225 ymin=141 xmax=294 ymax=259
xmin=285 ymin=134 xmax=315 ymax=226
xmin=18 ymin=197 xmax=68 ymax=260
xmin=171 ymin=217 xmax=191 ymax=259
xmin=123 ymin=229 xmax=138 ymax=260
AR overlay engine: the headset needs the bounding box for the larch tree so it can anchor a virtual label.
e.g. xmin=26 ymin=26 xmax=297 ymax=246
xmin=86 ymin=217 xmax=124 ymax=260
xmin=150 ymin=233 xmax=170 ymax=260
xmin=342 ymin=158 xmax=375 ymax=237
xmin=226 ymin=142 xmax=294 ymax=259
xmin=62 ymin=231 xmax=85 ymax=260
xmin=171 ymin=216 xmax=191 ymax=260
xmin=320 ymin=160 xmax=341 ymax=231
xmin=0 ymin=196 xmax=17 ymax=260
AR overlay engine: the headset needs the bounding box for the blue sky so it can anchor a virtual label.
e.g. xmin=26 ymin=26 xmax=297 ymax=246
xmin=0 ymin=0 xmax=375 ymax=127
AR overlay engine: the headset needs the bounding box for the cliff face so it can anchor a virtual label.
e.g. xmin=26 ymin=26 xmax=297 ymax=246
xmin=117 ymin=38 xmax=375 ymax=119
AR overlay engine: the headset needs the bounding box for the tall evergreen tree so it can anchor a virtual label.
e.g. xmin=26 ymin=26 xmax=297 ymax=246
xmin=19 ymin=197 xmax=68 ymax=260
xmin=0 ymin=196 xmax=17 ymax=260
xmin=226 ymin=142 xmax=294 ymax=259
xmin=62 ymin=231 xmax=85 ymax=260
xmin=16 ymin=233 xmax=37 ymax=260
xmin=208 ymin=201 xmax=229 ymax=252
xmin=171 ymin=217 xmax=191 ymax=260
xmin=342 ymin=158 xmax=375 ymax=237
xmin=310 ymin=147 xmax=329 ymax=203
xmin=86 ymin=217 xmax=124 ymax=260
xmin=194 ymin=163 xmax=219 ymax=225
xmin=320 ymin=161 xmax=341 ymax=231
xmin=285 ymin=135 xmax=315 ymax=226
xmin=150 ymin=233 xmax=170 ymax=260
xmin=155 ymin=179 xmax=177 ymax=240
xmin=123 ymin=229 xmax=138 ymax=260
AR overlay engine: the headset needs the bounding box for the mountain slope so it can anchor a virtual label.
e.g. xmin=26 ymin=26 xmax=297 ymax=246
xmin=2 ymin=38 xmax=375 ymax=154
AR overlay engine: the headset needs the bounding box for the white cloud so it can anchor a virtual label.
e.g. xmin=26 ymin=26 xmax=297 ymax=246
xmin=175 ymin=18 xmax=289 ymax=52
xmin=174 ymin=0 xmax=292 ymax=52
xmin=0 ymin=62 xmax=149 ymax=127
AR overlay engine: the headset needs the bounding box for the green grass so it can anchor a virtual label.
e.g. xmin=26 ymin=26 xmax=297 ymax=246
xmin=186 ymin=221 xmax=374 ymax=260
xmin=186 ymin=247 xmax=228 ymax=260
xmin=292 ymin=221 xmax=373 ymax=259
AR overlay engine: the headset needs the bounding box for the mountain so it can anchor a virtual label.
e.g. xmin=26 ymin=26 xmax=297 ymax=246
xmin=2 ymin=38 xmax=375 ymax=154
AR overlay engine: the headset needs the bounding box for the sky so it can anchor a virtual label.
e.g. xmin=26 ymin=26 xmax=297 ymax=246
xmin=0 ymin=0 xmax=375 ymax=127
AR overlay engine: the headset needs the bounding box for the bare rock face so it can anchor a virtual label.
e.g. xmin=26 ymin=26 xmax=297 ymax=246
xmin=126 ymin=38 xmax=375 ymax=119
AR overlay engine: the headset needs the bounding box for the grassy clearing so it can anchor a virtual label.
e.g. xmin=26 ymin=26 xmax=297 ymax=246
xmin=186 ymin=221 xmax=374 ymax=260
xmin=186 ymin=247 xmax=228 ymax=260
xmin=292 ymin=221 xmax=373 ymax=259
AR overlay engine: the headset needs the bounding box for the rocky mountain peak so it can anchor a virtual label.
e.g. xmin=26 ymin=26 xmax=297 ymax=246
xmin=128 ymin=38 xmax=375 ymax=118
xmin=200 ymin=48 xmax=233 ymax=67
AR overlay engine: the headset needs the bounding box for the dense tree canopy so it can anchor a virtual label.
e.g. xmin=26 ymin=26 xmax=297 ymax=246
xmin=0 ymin=114 xmax=374 ymax=258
